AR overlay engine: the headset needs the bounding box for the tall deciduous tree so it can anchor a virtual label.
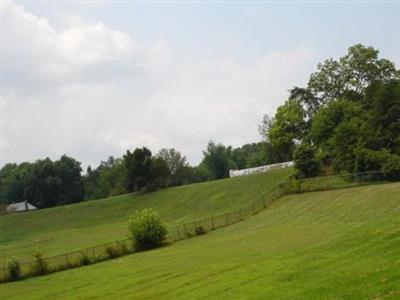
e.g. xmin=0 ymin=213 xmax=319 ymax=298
xmin=291 ymin=44 xmax=398 ymax=116
xmin=123 ymin=147 xmax=152 ymax=192
xmin=157 ymin=148 xmax=188 ymax=186
xmin=201 ymin=141 xmax=235 ymax=179
xmin=267 ymin=99 xmax=308 ymax=161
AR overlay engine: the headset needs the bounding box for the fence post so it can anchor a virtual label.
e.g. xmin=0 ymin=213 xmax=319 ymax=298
xmin=183 ymin=224 xmax=188 ymax=238
xmin=262 ymin=198 xmax=266 ymax=208
xmin=176 ymin=226 xmax=181 ymax=240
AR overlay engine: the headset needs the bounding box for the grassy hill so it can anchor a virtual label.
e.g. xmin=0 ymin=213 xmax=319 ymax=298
xmin=1 ymin=182 xmax=399 ymax=299
xmin=0 ymin=168 xmax=293 ymax=265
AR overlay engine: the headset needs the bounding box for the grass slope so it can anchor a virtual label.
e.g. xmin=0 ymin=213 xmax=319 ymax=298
xmin=0 ymin=168 xmax=292 ymax=264
xmin=1 ymin=182 xmax=399 ymax=299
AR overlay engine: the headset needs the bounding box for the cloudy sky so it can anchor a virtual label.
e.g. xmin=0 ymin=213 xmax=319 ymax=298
xmin=1 ymin=1 xmax=399 ymax=168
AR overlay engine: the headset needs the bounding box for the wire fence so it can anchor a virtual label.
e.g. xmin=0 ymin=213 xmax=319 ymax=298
xmin=0 ymin=170 xmax=391 ymax=283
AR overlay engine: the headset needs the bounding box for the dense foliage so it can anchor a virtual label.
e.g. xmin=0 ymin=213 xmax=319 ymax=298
xmin=6 ymin=257 xmax=21 ymax=281
xmin=293 ymin=144 xmax=320 ymax=178
xmin=128 ymin=209 xmax=168 ymax=251
xmin=261 ymin=44 xmax=400 ymax=178
xmin=0 ymin=155 xmax=84 ymax=208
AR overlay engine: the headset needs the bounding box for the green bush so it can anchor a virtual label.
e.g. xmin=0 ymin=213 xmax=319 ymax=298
xmin=128 ymin=209 xmax=168 ymax=251
xmin=79 ymin=253 xmax=92 ymax=266
xmin=105 ymin=245 xmax=121 ymax=258
xmin=382 ymin=154 xmax=400 ymax=180
xmin=294 ymin=143 xmax=321 ymax=178
xmin=117 ymin=241 xmax=129 ymax=255
xmin=195 ymin=226 xmax=206 ymax=235
xmin=7 ymin=257 xmax=21 ymax=281
xmin=30 ymin=251 xmax=49 ymax=275
xmin=354 ymin=148 xmax=400 ymax=180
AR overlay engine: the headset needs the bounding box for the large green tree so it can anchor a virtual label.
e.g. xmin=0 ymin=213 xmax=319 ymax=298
xmin=123 ymin=147 xmax=153 ymax=192
xmin=290 ymin=44 xmax=398 ymax=117
xmin=157 ymin=148 xmax=188 ymax=186
xmin=267 ymin=99 xmax=308 ymax=161
xmin=201 ymin=141 xmax=235 ymax=179
xmin=83 ymin=156 xmax=127 ymax=200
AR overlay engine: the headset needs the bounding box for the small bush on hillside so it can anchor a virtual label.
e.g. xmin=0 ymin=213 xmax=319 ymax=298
xmin=294 ymin=143 xmax=321 ymax=178
xmin=117 ymin=241 xmax=129 ymax=255
xmin=105 ymin=245 xmax=121 ymax=258
xmin=7 ymin=257 xmax=21 ymax=281
xmin=354 ymin=149 xmax=400 ymax=180
xmin=195 ymin=226 xmax=206 ymax=236
xmin=79 ymin=253 xmax=92 ymax=266
xmin=382 ymin=154 xmax=400 ymax=181
xmin=30 ymin=251 xmax=49 ymax=275
xmin=128 ymin=209 xmax=168 ymax=251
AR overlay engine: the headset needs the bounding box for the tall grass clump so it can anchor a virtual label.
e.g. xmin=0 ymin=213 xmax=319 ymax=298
xmin=128 ymin=208 xmax=168 ymax=251
xmin=30 ymin=251 xmax=49 ymax=275
xmin=7 ymin=257 xmax=21 ymax=281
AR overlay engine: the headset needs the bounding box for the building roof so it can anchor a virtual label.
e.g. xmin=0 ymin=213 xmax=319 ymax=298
xmin=7 ymin=201 xmax=38 ymax=212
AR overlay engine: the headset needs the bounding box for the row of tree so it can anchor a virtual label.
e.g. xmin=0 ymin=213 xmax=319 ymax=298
xmin=0 ymin=156 xmax=84 ymax=208
xmin=260 ymin=44 xmax=400 ymax=179
xmin=0 ymin=141 xmax=271 ymax=208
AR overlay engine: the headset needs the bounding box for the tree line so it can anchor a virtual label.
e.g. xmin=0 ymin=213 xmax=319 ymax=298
xmin=0 ymin=141 xmax=270 ymax=208
xmin=1 ymin=44 xmax=398 ymax=209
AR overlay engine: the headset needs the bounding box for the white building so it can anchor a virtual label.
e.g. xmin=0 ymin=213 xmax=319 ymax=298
xmin=7 ymin=200 xmax=38 ymax=212
xmin=229 ymin=161 xmax=294 ymax=178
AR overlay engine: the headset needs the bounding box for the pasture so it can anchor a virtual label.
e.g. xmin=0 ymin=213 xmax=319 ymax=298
xmin=1 ymin=182 xmax=399 ymax=299
xmin=0 ymin=168 xmax=292 ymax=265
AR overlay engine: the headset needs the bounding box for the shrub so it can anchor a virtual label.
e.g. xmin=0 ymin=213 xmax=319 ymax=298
xmin=30 ymin=251 xmax=49 ymax=275
xmin=294 ymin=143 xmax=321 ymax=178
xmin=7 ymin=257 xmax=21 ymax=281
xmin=382 ymin=154 xmax=400 ymax=181
xmin=105 ymin=245 xmax=120 ymax=258
xmin=128 ymin=209 xmax=168 ymax=251
xmin=195 ymin=226 xmax=206 ymax=236
xmin=117 ymin=241 xmax=129 ymax=255
xmin=79 ymin=253 xmax=92 ymax=266
xmin=354 ymin=148 xmax=400 ymax=180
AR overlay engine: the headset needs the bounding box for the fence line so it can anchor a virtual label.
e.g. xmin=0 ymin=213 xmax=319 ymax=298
xmin=0 ymin=171 xmax=390 ymax=283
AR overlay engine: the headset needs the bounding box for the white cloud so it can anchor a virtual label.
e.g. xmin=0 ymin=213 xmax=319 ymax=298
xmin=2 ymin=1 xmax=314 ymax=168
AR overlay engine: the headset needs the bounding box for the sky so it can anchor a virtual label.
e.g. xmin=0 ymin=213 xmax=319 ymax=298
xmin=1 ymin=0 xmax=399 ymax=169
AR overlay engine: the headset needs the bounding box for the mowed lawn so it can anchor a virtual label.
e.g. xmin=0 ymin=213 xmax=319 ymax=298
xmin=0 ymin=168 xmax=292 ymax=265
xmin=1 ymin=182 xmax=399 ymax=299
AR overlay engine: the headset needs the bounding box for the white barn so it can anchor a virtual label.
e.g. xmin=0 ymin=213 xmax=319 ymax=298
xmin=7 ymin=201 xmax=37 ymax=212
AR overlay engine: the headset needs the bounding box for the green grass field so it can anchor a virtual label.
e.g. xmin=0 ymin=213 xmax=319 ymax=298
xmin=1 ymin=182 xmax=399 ymax=299
xmin=0 ymin=168 xmax=292 ymax=265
